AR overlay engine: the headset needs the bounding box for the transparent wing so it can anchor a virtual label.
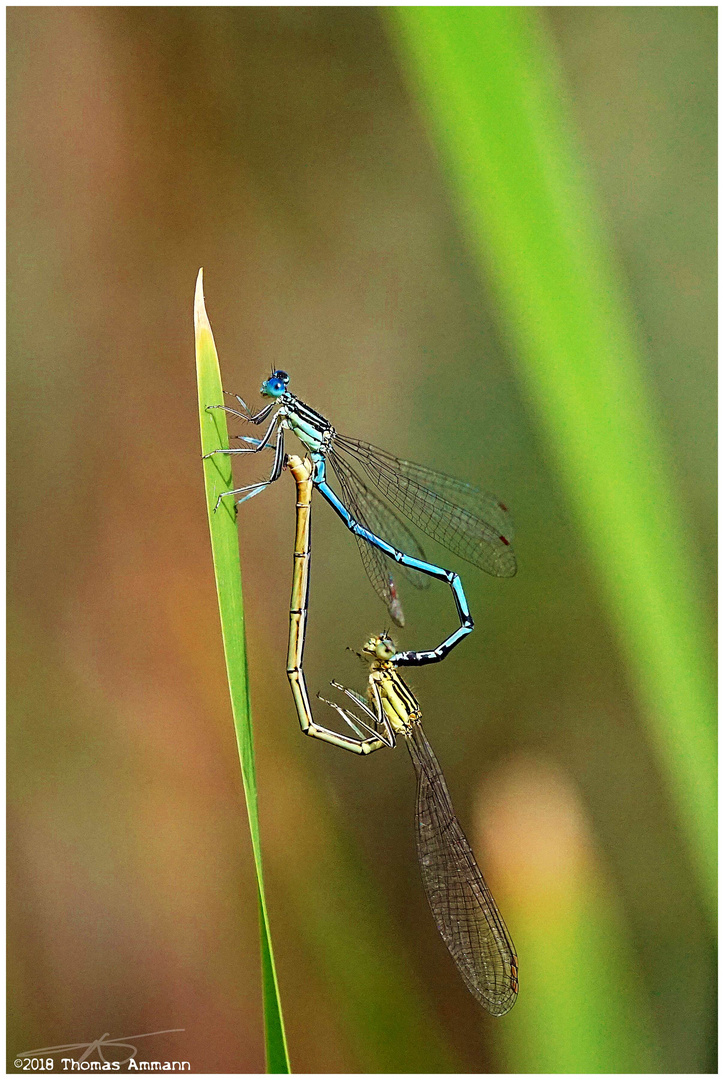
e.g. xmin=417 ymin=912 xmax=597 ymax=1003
xmin=331 ymin=456 xmax=431 ymax=592
xmin=330 ymin=454 xmax=431 ymax=626
xmin=334 ymin=435 xmax=516 ymax=578
xmin=406 ymin=723 xmax=518 ymax=1016
xmin=392 ymin=459 xmax=515 ymax=542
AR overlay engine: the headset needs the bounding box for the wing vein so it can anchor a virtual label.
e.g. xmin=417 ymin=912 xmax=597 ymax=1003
xmin=334 ymin=436 xmax=516 ymax=578
xmin=406 ymin=723 xmax=518 ymax=1016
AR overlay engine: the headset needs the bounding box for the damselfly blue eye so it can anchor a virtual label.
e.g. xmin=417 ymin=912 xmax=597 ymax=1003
xmin=260 ymin=375 xmax=287 ymax=397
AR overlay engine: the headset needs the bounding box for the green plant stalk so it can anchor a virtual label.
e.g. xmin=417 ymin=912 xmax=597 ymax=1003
xmin=195 ymin=270 xmax=290 ymax=1074
xmin=387 ymin=7 xmax=716 ymax=919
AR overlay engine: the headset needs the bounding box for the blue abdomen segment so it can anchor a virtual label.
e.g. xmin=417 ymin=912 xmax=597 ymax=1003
xmin=312 ymin=456 xmax=474 ymax=666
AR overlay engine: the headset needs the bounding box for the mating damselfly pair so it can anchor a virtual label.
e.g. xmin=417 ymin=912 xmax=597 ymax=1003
xmin=285 ymin=453 xmax=518 ymax=1015
xmin=205 ymin=369 xmax=518 ymax=1015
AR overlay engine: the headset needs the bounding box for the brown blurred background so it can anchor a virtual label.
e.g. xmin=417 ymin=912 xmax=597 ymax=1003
xmin=8 ymin=8 xmax=715 ymax=1073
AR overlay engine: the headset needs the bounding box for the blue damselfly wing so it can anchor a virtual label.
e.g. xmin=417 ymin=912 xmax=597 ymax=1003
xmin=332 ymin=436 xmax=516 ymax=578
xmin=330 ymin=452 xmax=430 ymax=626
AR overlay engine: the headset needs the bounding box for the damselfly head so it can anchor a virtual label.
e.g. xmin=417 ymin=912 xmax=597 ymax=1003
xmin=362 ymin=633 xmax=396 ymax=663
xmin=260 ymin=370 xmax=290 ymax=398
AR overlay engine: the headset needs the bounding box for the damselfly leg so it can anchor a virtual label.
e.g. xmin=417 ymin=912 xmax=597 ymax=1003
xmin=205 ymin=416 xmax=285 ymax=512
xmin=209 ymin=390 xmax=274 ymax=425
xmin=318 ymin=680 xmax=396 ymax=749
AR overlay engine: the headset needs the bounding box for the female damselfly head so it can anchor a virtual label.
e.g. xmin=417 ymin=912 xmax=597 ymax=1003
xmin=260 ymin=370 xmax=290 ymax=398
xmin=361 ymin=633 xmax=396 ymax=663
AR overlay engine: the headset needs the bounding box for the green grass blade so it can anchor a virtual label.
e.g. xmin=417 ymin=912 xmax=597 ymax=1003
xmin=387 ymin=6 xmax=716 ymax=920
xmin=194 ymin=269 xmax=290 ymax=1074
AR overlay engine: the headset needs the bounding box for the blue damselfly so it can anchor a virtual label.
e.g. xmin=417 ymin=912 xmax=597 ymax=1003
xmin=206 ymin=370 xmax=515 ymax=666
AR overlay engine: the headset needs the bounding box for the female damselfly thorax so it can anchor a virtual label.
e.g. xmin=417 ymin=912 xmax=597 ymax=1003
xmin=205 ymin=370 xmax=516 ymax=665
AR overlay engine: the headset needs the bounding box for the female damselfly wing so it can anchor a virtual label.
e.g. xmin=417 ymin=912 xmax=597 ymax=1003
xmin=406 ymin=723 xmax=518 ymax=1016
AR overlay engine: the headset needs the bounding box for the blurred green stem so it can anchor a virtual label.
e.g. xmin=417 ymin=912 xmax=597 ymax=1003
xmin=387 ymin=8 xmax=716 ymax=920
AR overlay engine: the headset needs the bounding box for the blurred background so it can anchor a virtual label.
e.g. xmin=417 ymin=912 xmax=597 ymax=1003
xmin=8 ymin=7 xmax=715 ymax=1074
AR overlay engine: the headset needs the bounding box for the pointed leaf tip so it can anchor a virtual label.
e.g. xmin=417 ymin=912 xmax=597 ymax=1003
xmin=194 ymin=268 xmax=209 ymax=335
